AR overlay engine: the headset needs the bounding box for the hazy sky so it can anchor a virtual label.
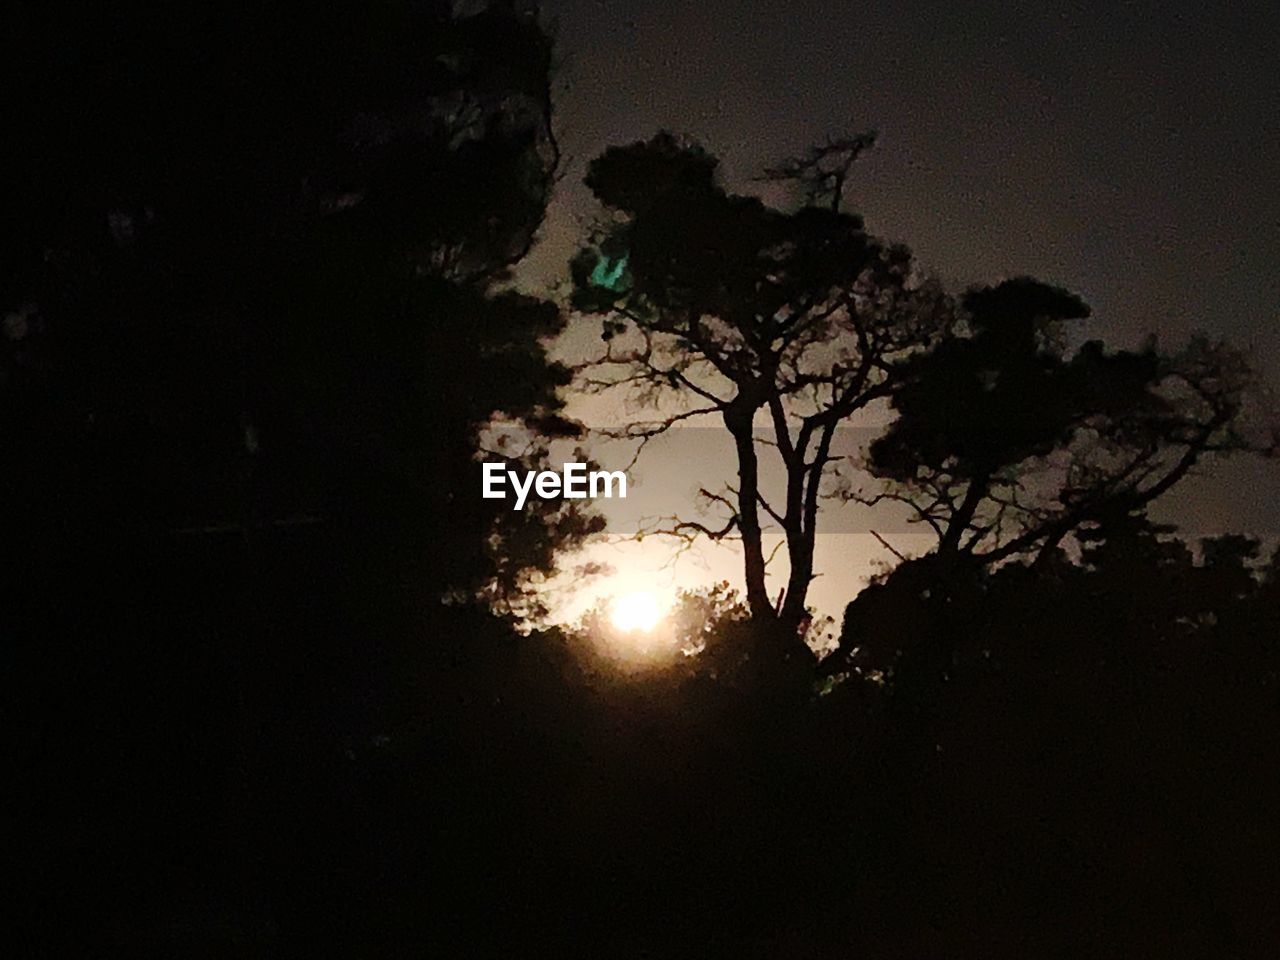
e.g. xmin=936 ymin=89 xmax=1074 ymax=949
xmin=522 ymin=0 xmax=1280 ymax=623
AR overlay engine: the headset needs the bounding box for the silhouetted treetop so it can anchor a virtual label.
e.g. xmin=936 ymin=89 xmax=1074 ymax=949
xmin=963 ymin=275 xmax=1090 ymax=336
xmin=574 ymin=131 xmax=947 ymax=628
xmin=583 ymin=131 xmax=721 ymax=215
xmin=3 ymin=0 xmax=590 ymax=615
xmin=855 ymin=275 xmax=1271 ymax=566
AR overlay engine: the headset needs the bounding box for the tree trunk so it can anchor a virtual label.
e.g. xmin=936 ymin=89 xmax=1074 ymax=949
xmin=778 ymin=421 xmax=833 ymax=631
xmin=779 ymin=536 xmax=813 ymax=630
xmin=939 ymin=472 xmax=989 ymax=556
xmin=731 ymin=422 xmax=774 ymax=621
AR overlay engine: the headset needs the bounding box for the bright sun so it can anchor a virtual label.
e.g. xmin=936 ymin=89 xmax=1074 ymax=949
xmin=610 ymin=591 xmax=664 ymax=633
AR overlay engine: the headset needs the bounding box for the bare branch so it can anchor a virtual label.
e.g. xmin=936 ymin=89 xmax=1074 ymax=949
xmin=756 ymin=131 xmax=878 ymax=211
xmin=869 ymin=530 xmax=908 ymax=563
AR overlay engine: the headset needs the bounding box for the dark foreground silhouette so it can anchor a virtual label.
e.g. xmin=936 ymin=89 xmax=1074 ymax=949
xmin=10 ymin=518 xmax=1279 ymax=956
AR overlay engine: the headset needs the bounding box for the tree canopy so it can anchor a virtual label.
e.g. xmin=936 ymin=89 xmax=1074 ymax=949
xmin=573 ymin=132 xmax=1271 ymax=644
xmin=3 ymin=0 xmax=597 ymax=613
xmin=573 ymin=131 xmax=949 ymax=632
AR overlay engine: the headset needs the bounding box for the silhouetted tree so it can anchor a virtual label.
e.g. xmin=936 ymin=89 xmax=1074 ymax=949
xmin=3 ymin=3 xmax=596 ymax=951
xmin=2 ymin=0 xmax=595 ymax=613
xmin=572 ymin=132 xmax=949 ymax=633
xmin=859 ymin=277 xmax=1272 ymax=567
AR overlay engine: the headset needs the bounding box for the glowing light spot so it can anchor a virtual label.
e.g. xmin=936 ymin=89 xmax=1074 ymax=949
xmin=610 ymin=590 xmax=663 ymax=633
